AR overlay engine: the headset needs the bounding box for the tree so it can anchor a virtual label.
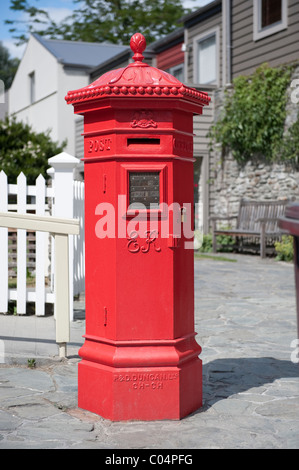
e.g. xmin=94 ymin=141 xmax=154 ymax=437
xmin=6 ymin=0 xmax=191 ymax=45
xmin=0 ymin=42 xmax=19 ymax=89
xmin=0 ymin=117 xmax=66 ymax=184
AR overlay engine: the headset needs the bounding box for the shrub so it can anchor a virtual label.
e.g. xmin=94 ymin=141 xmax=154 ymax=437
xmin=209 ymin=63 xmax=295 ymax=165
xmin=197 ymin=230 xmax=235 ymax=253
xmin=216 ymin=227 xmax=235 ymax=252
xmin=275 ymin=235 xmax=294 ymax=262
xmin=198 ymin=233 xmax=213 ymax=252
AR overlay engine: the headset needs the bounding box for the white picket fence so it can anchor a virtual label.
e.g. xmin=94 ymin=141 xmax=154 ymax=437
xmin=0 ymin=210 xmax=80 ymax=357
xmin=0 ymin=152 xmax=85 ymax=320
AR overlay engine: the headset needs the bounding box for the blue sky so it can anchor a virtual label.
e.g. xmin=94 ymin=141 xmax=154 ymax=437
xmin=0 ymin=0 xmax=77 ymax=58
xmin=0 ymin=0 xmax=213 ymax=59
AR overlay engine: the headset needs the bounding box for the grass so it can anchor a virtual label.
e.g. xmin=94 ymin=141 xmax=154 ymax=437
xmin=194 ymin=253 xmax=237 ymax=262
xmin=27 ymin=359 xmax=36 ymax=369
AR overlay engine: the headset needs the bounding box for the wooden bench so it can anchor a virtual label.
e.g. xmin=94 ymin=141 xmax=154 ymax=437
xmin=210 ymin=199 xmax=288 ymax=258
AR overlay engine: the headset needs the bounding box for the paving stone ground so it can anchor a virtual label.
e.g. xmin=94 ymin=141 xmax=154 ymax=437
xmin=0 ymin=254 xmax=298 ymax=449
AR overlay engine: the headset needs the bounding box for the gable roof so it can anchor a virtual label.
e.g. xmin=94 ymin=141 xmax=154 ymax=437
xmin=32 ymin=33 xmax=129 ymax=70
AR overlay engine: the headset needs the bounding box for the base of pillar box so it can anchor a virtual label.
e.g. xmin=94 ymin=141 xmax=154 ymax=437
xmin=78 ymin=359 xmax=202 ymax=421
xmin=77 ymin=334 xmax=202 ymax=421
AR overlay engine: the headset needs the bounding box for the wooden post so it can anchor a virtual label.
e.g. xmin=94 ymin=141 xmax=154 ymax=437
xmin=48 ymin=153 xmax=80 ymax=321
xmin=260 ymin=221 xmax=266 ymax=258
xmin=35 ymin=174 xmax=46 ymax=316
xmin=211 ymin=219 xmax=217 ymax=253
xmin=0 ymin=171 xmax=8 ymax=314
xmin=17 ymin=172 xmax=27 ymax=314
xmin=55 ymin=233 xmax=70 ymax=357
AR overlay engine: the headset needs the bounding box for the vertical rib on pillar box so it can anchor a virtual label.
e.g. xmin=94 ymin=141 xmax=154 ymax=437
xmin=65 ymin=33 xmax=210 ymax=421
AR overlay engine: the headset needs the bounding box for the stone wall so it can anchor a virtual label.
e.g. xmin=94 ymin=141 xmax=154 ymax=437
xmin=210 ymin=157 xmax=299 ymax=221
xmin=208 ymin=65 xmax=299 ymax=223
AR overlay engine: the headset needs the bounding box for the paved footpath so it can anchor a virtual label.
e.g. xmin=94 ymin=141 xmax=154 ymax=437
xmin=0 ymin=254 xmax=298 ymax=449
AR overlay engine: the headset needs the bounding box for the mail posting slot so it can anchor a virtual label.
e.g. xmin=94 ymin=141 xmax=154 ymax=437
xmin=65 ymin=33 xmax=210 ymax=420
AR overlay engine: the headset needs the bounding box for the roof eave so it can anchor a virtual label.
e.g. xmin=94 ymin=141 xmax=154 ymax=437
xmin=90 ymin=48 xmax=131 ymax=77
xmin=147 ymin=27 xmax=184 ymax=54
xmin=179 ymin=0 xmax=222 ymax=26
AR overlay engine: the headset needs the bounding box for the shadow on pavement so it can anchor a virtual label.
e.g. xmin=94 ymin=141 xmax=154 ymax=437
xmin=202 ymin=357 xmax=299 ymax=407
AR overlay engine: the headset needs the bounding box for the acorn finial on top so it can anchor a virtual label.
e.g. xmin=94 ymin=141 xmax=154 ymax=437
xmin=130 ymin=33 xmax=146 ymax=63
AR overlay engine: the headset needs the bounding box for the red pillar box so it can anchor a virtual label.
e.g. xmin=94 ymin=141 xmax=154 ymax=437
xmin=65 ymin=33 xmax=210 ymax=420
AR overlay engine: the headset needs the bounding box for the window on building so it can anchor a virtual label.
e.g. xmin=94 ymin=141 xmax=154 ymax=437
xmin=261 ymin=0 xmax=282 ymax=28
xmin=193 ymin=29 xmax=219 ymax=86
xmin=166 ymin=64 xmax=184 ymax=83
xmin=253 ymin=0 xmax=287 ymax=41
xmin=29 ymin=71 xmax=35 ymax=104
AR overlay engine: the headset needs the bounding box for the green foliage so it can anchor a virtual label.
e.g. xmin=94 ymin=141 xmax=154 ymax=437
xmin=7 ymin=0 xmax=190 ymax=45
xmin=209 ymin=63 xmax=294 ymax=164
xmin=275 ymin=235 xmax=294 ymax=262
xmin=216 ymin=232 xmax=235 ymax=252
xmin=194 ymin=253 xmax=237 ymax=262
xmin=27 ymin=358 xmax=36 ymax=368
xmin=198 ymin=229 xmax=234 ymax=253
xmin=198 ymin=234 xmax=213 ymax=253
xmin=0 ymin=42 xmax=19 ymax=88
xmin=0 ymin=116 xmax=66 ymax=184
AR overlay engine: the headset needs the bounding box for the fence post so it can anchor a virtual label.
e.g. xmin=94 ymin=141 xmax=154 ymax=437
xmin=0 ymin=171 xmax=8 ymax=313
xmin=46 ymin=167 xmax=55 ymax=294
xmin=17 ymin=172 xmax=27 ymax=314
xmin=48 ymin=152 xmax=80 ymax=321
xmin=55 ymin=233 xmax=70 ymax=357
xmin=35 ymin=174 xmax=46 ymax=316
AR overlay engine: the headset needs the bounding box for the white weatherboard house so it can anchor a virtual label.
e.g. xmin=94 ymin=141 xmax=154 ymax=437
xmin=8 ymin=34 xmax=129 ymax=158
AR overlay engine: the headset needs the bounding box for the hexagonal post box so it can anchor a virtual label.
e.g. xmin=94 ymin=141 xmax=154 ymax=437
xmin=65 ymin=33 xmax=210 ymax=421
